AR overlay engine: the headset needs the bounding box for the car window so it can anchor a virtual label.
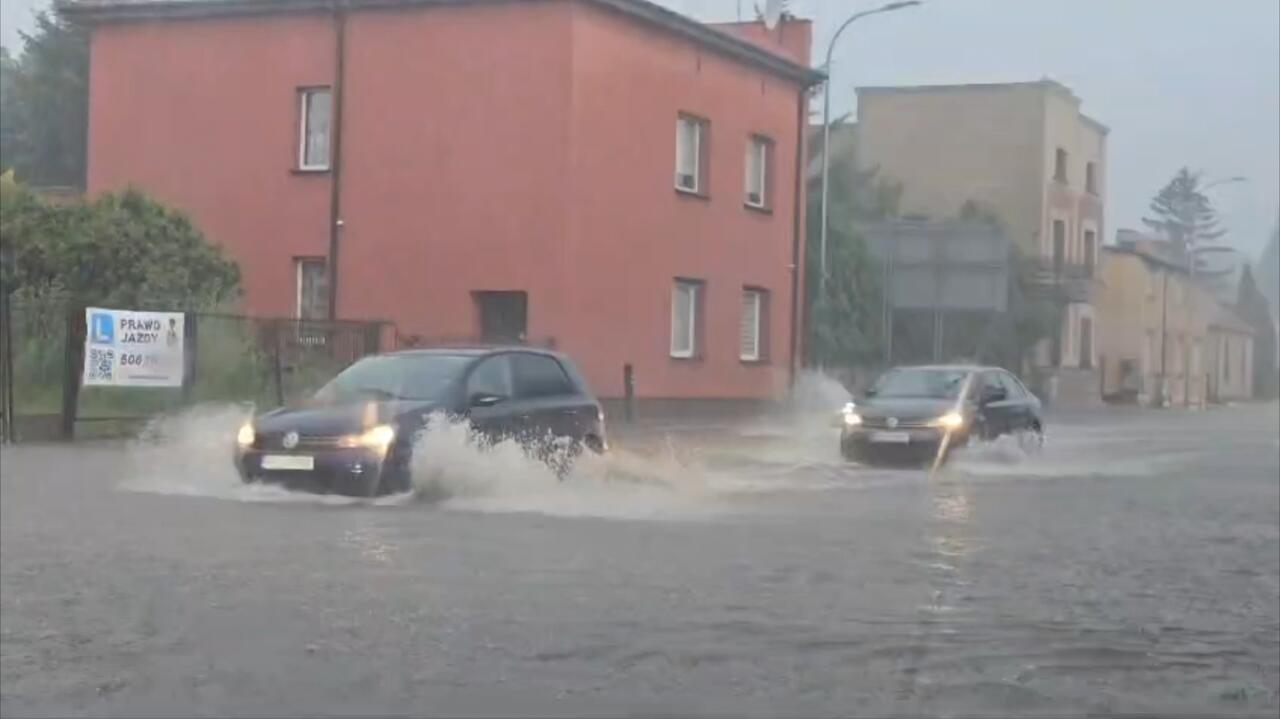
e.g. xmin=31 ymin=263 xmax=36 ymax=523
xmin=998 ymin=372 xmax=1025 ymax=399
xmin=466 ymin=355 xmax=512 ymax=399
xmin=314 ymin=353 xmax=470 ymax=402
xmin=872 ymin=368 xmax=969 ymax=399
xmin=511 ymin=353 xmax=574 ymax=399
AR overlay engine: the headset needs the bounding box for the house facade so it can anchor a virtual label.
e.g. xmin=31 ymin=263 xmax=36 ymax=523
xmin=854 ymin=80 xmax=1107 ymax=401
xmin=68 ymin=0 xmax=820 ymax=403
xmin=1094 ymin=243 xmax=1255 ymax=407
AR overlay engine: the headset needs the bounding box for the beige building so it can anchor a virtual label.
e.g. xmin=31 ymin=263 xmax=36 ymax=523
xmin=1096 ymin=243 xmax=1252 ymax=406
xmin=855 ymin=80 xmax=1107 ymax=399
xmin=1206 ymin=305 xmax=1255 ymax=402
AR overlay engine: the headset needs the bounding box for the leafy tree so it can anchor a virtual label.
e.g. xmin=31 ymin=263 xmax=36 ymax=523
xmin=1 ymin=172 xmax=240 ymax=309
xmin=0 ymin=12 xmax=89 ymax=187
xmin=804 ymin=138 xmax=887 ymax=367
xmin=1142 ymin=167 xmax=1225 ymax=264
xmin=1236 ymin=264 xmax=1278 ymax=399
xmin=1258 ymin=219 xmax=1279 ymax=321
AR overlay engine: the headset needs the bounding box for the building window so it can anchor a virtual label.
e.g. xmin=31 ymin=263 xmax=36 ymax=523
xmin=675 ymin=114 xmax=707 ymax=194
xmin=670 ymin=279 xmax=702 ymax=358
xmin=740 ymin=288 xmax=767 ymax=361
xmin=295 ymin=258 xmax=329 ymax=319
xmin=1083 ymin=229 xmax=1097 ymax=273
xmin=1224 ymin=338 xmax=1231 ymax=382
xmin=298 ymin=87 xmax=332 ymax=171
xmin=1054 ymin=147 xmax=1068 ymax=183
xmin=744 ymin=136 xmax=770 ymax=209
xmin=1052 ymin=219 xmax=1066 ymax=273
xmin=1085 ymin=161 xmax=1098 ymax=194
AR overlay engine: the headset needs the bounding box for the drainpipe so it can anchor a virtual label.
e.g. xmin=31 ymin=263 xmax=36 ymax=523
xmin=787 ymin=86 xmax=806 ymax=387
xmin=326 ymin=6 xmax=348 ymax=321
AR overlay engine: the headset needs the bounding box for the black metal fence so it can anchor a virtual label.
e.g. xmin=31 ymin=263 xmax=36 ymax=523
xmin=0 ymin=300 xmax=387 ymax=441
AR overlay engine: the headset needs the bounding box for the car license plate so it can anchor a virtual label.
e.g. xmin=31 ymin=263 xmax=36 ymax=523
xmin=870 ymin=431 xmax=910 ymax=444
xmin=261 ymin=454 xmax=314 ymax=471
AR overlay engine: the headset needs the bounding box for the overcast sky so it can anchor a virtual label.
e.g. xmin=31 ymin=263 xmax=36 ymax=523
xmin=4 ymin=0 xmax=1277 ymax=256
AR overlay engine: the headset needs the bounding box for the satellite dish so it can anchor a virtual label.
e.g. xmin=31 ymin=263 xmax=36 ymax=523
xmin=762 ymin=0 xmax=787 ymax=30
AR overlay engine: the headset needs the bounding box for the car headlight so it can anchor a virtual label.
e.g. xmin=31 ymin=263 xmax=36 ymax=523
xmin=930 ymin=411 xmax=966 ymax=430
xmin=236 ymin=423 xmax=255 ymax=448
xmin=842 ymin=410 xmax=863 ymax=427
xmin=340 ymin=424 xmax=397 ymax=452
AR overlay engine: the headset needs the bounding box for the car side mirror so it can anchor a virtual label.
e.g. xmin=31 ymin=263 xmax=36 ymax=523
xmin=469 ymin=392 xmax=505 ymax=408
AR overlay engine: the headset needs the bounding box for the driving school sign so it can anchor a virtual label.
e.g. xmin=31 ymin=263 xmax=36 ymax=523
xmin=82 ymin=307 xmax=185 ymax=387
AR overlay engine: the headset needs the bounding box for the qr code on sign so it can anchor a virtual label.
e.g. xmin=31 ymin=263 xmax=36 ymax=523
xmin=88 ymin=348 xmax=114 ymax=381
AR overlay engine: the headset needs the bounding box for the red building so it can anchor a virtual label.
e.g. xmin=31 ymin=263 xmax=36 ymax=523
xmin=68 ymin=0 xmax=819 ymax=403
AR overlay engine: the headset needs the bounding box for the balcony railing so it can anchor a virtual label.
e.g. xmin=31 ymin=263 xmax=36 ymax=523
xmin=1022 ymin=258 xmax=1097 ymax=302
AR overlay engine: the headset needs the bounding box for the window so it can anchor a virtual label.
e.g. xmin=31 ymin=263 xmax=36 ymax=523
xmin=670 ymin=280 xmax=701 ymax=359
xmin=1083 ymin=229 xmax=1097 ymax=272
xmin=675 ymin=114 xmax=707 ymax=194
xmin=1054 ymin=147 xmax=1068 ymax=182
xmin=1085 ymin=161 xmax=1098 ymax=194
xmin=997 ymin=371 xmax=1026 ymax=399
xmin=298 ymin=88 xmax=332 ymax=171
xmin=1052 ymin=219 xmax=1066 ymax=273
xmin=740 ymin=289 xmax=766 ymax=361
xmin=512 ymin=353 xmax=574 ymax=399
xmin=744 ymin=136 xmax=770 ymax=209
xmin=295 ymin=258 xmax=328 ymax=320
xmin=467 ymin=355 xmax=513 ymax=400
xmin=1079 ymin=316 xmax=1094 ymax=369
xmin=1224 ymin=339 xmax=1231 ymax=382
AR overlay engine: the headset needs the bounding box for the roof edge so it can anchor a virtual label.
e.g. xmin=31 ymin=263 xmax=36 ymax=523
xmin=57 ymin=0 xmax=825 ymax=86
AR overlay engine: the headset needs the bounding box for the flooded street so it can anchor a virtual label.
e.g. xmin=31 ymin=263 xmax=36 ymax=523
xmin=2 ymin=403 xmax=1278 ymax=717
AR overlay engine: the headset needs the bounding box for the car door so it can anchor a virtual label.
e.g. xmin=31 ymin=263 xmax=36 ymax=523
xmin=977 ymin=371 xmax=1016 ymax=437
xmin=509 ymin=352 xmax=584 ymax=444
xmin=463 ymin=354 xmax=516 ymax=445
xmin=996 ymin=371 xmax=1032 ymax=431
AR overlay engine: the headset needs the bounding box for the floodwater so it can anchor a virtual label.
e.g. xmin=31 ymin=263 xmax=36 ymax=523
xmin=1 ymin=393 xmax=1277 ymax=717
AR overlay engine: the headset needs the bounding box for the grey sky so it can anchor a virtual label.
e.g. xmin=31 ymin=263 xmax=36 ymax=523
xmin=4 ymin=0 xmax=1277 ymax=256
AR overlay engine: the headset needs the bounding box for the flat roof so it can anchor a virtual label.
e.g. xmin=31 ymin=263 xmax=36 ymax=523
xmin=857 ymin=79 xmax=1110 ymax=134
xmin=58 ymin=0 xmax=824 ymax=86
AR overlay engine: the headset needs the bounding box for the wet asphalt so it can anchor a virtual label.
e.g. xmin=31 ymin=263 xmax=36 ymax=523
xmin=1 ymin=402 xmax=1277 ymax=717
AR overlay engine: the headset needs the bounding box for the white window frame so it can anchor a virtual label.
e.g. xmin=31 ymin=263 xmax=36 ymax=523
xmin=674 ymin=115 xmax=703 ymax=194
xmin=670 ymin=280 xmax=699 ymax=359
xmin=298 ymin=87 xmax=332 ymax=171
xmin=295 ymin=257 xmax=328 ymax=319
xmin=744 ymin=137 xmax=768 ymax=208
xmin=740 ymin=289 xmax=763 ymax=361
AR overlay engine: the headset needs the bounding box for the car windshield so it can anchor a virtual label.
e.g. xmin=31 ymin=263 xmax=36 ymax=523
xmin=871 ymin=368 xmax=972 ymax=400
xmin=313 ymin=354 xmax=470 ymax=403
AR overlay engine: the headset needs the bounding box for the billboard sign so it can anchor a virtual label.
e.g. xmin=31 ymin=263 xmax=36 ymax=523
xmin=82 ymin=307 xmax=185 ymax=387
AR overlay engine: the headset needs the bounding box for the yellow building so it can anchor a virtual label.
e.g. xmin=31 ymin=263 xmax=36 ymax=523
xmin=855 ymin=80 xmax=1107 ymax=402
xmin=1095 ymin=244 xmax=1252 ymax=406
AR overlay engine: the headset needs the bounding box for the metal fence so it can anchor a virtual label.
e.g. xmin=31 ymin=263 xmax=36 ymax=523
xmin=0 ymin=300 xmax=387 ymax=442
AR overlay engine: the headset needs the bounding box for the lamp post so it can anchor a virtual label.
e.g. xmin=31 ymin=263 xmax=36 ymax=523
xmin=817 ymin=0 xmax=922 ymax=298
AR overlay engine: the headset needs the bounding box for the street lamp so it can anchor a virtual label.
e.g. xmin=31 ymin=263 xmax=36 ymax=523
xmin=818 ymin=0 xmax=922 ymax=298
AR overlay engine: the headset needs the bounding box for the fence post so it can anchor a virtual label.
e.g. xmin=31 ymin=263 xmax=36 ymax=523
xmin=61 ymin=306 xmax=84 ymax=441
xmin=0 ymin=284 xmax=13 ymax=443
xmin=271 ymin=320 xmax=285 ymax=406
xmin=623 ymin=363 xmax=635 ymax=424
xmin=182 ymin=312 xmax=198 ymax=404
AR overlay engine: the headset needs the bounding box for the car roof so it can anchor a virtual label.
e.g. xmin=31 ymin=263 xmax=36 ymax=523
xmin=890 ymin=364 xmax=993 ymax=373
xmin=381 ymin=346 xmax=565 ymax=360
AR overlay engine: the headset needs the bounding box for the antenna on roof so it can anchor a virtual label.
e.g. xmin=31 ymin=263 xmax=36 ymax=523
xmin=762 ymin=0 xmax=788 ymax=30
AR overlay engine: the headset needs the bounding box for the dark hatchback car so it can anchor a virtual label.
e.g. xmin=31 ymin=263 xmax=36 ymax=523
xmin=234 ymin=348 xmax=607 ymax=496
xmin=840 ymin=365 xmax=1044 ymax=466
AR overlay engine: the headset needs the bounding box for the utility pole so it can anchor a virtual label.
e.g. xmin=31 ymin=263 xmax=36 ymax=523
xmin=1158 ymin=269 xmax=1169 ymax=407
